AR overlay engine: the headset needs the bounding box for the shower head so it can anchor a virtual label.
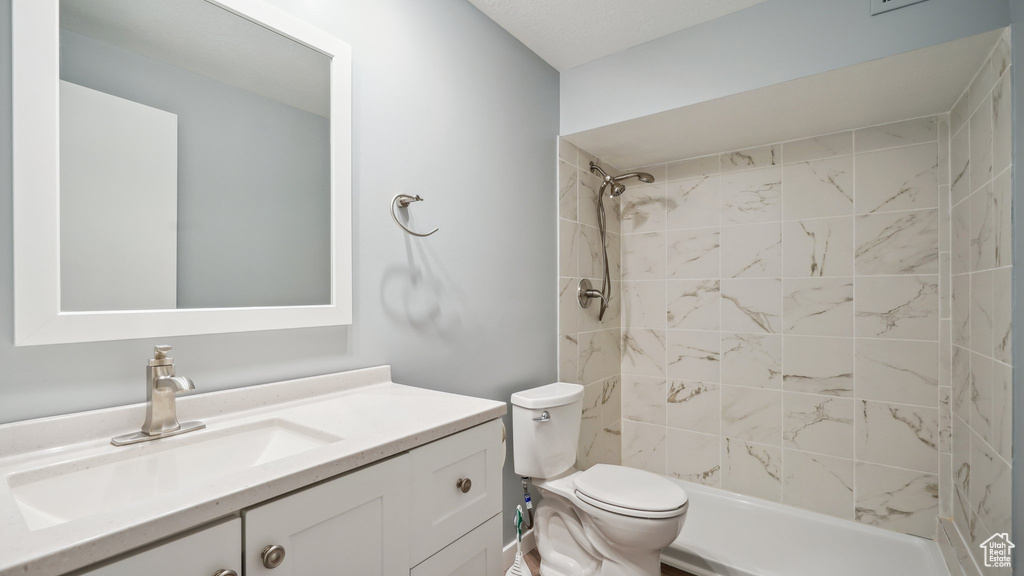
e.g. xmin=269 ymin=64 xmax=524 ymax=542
xmin=613 ymin=171 xmax=656 ymax=184
xmin=588 ymin=161 xmax=656 ymax=197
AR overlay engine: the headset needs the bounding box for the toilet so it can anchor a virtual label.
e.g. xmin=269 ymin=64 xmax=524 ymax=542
xmin=512 ymin=382 xmax=688 ymax=576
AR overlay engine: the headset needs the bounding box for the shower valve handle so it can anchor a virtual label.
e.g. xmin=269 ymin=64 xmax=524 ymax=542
xmin=576 ymin=279 xmax=607 ymax=309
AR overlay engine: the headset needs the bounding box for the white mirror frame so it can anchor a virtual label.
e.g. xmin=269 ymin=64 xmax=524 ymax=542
xmin=12 ymin=0 xmax=352 ymax=346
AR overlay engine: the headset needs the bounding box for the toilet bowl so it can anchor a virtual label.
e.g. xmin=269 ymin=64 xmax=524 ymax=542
xmin=511 ymin=383 xmax=688 ymax=576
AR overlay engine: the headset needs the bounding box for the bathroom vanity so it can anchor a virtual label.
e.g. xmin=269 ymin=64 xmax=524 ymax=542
xmin=0 ymin=366 xmax=506 ymax=576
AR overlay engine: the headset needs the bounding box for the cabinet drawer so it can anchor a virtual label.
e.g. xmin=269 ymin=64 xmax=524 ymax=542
xmin=244 ymin=454 xmax=410 ymax=576
xmin=80 ymin=517 xmax=240 ymax=576
xmin=409 ymin=419 xmax=503 ymax=564
xmin=410 ymin=514 xmax=502 ymax=576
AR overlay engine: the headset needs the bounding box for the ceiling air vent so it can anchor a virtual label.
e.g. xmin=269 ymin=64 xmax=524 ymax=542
xmin=871 ymin=0 xmax=928 ymax=15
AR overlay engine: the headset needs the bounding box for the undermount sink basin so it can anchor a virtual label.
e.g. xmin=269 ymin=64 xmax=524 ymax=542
xmin=8 ymin=420 xmax=340 ymax=530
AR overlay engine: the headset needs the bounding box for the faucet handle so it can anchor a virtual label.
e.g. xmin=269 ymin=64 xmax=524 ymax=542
xmin=150 ymin=345 xmax=173 ymax=366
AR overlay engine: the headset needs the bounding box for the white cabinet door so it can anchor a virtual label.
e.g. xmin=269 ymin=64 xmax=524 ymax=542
xmin=244 ymin=454 xmax=410 ymax=576
xmin=410 ymin=514 xmax=502 ymax=576
xmin=409 ymin=420 xmax=503 ymax=564
xmin=82 ymin=517 xmax=240 ymax=576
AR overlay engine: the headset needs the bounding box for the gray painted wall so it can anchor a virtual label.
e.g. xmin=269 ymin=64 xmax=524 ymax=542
xmin=561 ymin=0 xmax=1011 ymax=134
xmin=61 ymin=30 xmax=331 ymax=309
xmin=1012 ymin=0 xmax=1023 ymax=573
xmin=1 ymin=0 xmax=559 ymax=544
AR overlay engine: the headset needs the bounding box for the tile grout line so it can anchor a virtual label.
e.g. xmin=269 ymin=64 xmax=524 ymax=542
xmin=851 ymin=126 xmax=858 ymax=520
xmin=944 ymin=113 xmax=953 ymax=519
xmin=716 ymin=153 xmax=724 ymax=491
xmin=938 ymin=117 xmax=944 ymax=491
xmin=614 ymin=207 xmax=946 ymax=238
xmin=663 ymin=160 xmax=669 ymax=476
xmin=779 ymin=144 xmax=785 ymax=505
xmin=665 ymin=180 xmax=675 ymax=475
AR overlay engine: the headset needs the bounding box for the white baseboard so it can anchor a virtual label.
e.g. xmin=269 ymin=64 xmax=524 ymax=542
xmin=503 ymin=528 xmax=536 ymax=571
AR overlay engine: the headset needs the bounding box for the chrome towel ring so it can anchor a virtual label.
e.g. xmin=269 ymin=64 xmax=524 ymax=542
xmin=391 ymin=194 xmax=439 ymax=237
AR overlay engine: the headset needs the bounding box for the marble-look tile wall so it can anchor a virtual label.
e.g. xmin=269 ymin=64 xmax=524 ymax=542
xmin=616 ymin=115 xmax=948 ymax=539
xmin=947 ymin=30 xmax=1013 ymax=576
xmin=557 ymin=138 xmax=623 ymax=469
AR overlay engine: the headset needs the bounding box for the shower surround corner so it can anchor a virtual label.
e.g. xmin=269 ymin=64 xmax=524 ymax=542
xmin=558 ymin=137 xmax=624 ymax=470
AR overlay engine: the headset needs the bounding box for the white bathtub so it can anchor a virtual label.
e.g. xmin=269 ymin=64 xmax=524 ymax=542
xmin=660 ymin=479 xmax=950 ymax=576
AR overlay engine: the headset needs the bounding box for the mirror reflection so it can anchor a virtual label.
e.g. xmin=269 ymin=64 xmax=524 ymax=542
xmin=58 ymin=0 xmax=332 ymax=311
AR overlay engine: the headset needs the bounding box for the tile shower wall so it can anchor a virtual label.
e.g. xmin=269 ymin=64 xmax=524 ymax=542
xmin=558 ymin=138 xmax=623 ymax=469
xmin=616 ymin=116 xmax=947 ymax=539
xmin=947 ymin=31 xmax=1013 ymax=576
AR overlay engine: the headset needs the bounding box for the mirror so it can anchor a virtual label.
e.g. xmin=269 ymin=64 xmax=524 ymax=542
xmin=13 ymin=0 xmax=352 ymax=345
xmin=59 ymin=0 xmax=333 ymax=311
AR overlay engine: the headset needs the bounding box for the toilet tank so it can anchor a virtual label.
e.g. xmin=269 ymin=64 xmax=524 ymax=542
xmin=511 ymin=382 xmax=584 ymax=479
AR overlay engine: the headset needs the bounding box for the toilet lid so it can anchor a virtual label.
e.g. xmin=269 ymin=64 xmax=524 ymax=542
xmin=573 ymin=464 xmax=688 ymax=514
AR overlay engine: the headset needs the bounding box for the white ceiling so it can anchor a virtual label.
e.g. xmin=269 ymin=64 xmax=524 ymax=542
xmin=465 ymin=0 xmax=766 ymax=71
xmin=61 ymin=0 xmax=330 ymax=117
xmin=566 ymin=29 xmax=1003 ymax=169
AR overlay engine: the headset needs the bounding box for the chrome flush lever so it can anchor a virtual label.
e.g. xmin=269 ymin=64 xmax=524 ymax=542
xmin=533 ymin=411 xmax=551 ymax=422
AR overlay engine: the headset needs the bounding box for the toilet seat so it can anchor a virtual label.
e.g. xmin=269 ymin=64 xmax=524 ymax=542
xmin=574 ymin=490 xmax=687 ymax=519
xmin=572 ymin=464 xmax=688 ymax=519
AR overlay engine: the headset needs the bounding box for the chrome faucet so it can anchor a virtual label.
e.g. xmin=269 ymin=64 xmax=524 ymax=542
xmin=111 ymin=345 xmax=205 ymax=446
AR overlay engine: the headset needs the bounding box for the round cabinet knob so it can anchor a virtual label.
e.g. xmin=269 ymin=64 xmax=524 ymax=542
xmin=261 ymin=544 xmax=286 ymax=569
xmin=456 ymin=478 xmax=472 ymax=493
xmin=213 ymin=570 xmax=238 ymax=576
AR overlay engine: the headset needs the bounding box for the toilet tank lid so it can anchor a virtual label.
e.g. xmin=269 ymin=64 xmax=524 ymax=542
xmin=511 ymin=382 xmax=584 ymax=409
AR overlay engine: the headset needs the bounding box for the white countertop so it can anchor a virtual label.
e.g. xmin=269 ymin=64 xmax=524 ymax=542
xmin=0 ymin=366 xmax=507 ymax=575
